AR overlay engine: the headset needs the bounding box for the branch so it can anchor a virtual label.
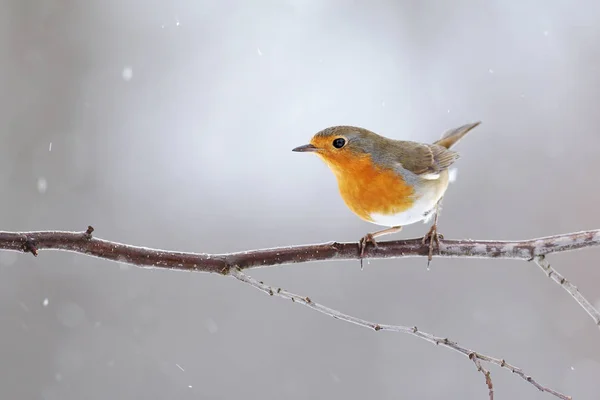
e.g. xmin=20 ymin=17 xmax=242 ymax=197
xmin=470 ymin=354 xmax=494 ymax=400
xmin=534 ymin=255 xmax=600 ymax=325
xmin=230 ymin=268 xmax=569 ymax=400
xmin=2 ymin=227 xmax=599 ymax=326
xmin=1 ymin=228 xmax=599 ymax=271
xmin=0 ymin=226 xmax=597 ymax=398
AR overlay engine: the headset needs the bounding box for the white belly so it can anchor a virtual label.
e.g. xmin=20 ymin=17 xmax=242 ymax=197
xmin=369 ymin=194 xmax=438 ymax=227
xmin=368 ymin=171 xmax=450 ymax=228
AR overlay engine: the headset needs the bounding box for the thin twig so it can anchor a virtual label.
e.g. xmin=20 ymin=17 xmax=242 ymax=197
xmin=535 ymin=255 xmax=600 ymax=326
xmin=470 ymin=353 xmax=494 ymax=400
xmin=230 ymin=268 xmax=570 ymax=400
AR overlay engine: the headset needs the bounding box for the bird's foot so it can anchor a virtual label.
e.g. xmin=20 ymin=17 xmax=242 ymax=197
xmin=422 ymin=224 xmax=444 ymax=265
xmin=358 ymin=233 xmax=379 ymax=269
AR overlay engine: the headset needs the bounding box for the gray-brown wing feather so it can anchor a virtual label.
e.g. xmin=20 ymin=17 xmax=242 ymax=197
xmin=394 ymin=142 xmax=459 ymax=176
xmin=398 ymin=121 xmax=479 ymax=175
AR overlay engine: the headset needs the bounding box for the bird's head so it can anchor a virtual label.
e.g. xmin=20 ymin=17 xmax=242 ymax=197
xmin=292 ymin=126 xmax=380 ymax=174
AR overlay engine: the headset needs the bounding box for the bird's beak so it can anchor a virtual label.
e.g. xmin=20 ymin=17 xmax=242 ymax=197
xmin=292 ymin=144 xmax=318 ymax=153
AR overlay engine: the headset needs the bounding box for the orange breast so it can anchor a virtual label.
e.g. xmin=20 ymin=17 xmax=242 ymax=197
xmin=323 ymin=154 xmax=415 ymax=222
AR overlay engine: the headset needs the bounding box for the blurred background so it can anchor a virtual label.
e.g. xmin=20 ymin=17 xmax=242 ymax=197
xmin=1 ymin=0 xmax=600 ymax=398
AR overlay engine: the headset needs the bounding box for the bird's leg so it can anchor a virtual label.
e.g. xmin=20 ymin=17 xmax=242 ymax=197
xmin=359 ymin=226 xmax=402 ymax=266
xmin=422 ymin=200 xmax=444 ymax=265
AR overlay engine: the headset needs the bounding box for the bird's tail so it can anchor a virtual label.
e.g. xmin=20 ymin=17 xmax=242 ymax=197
xmin=434 ymin=121 xmax=481 ymax=149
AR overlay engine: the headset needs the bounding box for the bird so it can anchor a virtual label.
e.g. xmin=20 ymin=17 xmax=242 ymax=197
xmin=292 ymin=121 xmax=481 ymax=264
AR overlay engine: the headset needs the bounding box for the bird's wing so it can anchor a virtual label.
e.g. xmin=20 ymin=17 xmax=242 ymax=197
xmin=392 ymin=141 xmax=460 ymax=178
xmin=396 ymin=121 xmax=480 ymax=177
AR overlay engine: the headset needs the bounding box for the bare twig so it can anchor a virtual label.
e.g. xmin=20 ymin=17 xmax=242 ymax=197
xmin=230 ymin=268 xmax=570 ymax=400
xmin=470 ymin=353 xmax=494 ymax=400
xmin=534 ymin=255 xmax=600 ymax=326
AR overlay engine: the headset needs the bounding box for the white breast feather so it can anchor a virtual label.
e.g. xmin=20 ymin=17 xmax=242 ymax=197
xmin=368 ymin=170 xmax=453 ymax=228
xmin=369 ymin=190 xmax=441 ymax=227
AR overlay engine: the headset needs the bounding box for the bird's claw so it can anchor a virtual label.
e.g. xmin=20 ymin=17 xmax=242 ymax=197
xmin=359 ymin=233 xmax=379 ymax=257
xmin=422 ymin=224 xmax=443 ymax=265
xmin=358 ymin=233 xmax=378 ymax=269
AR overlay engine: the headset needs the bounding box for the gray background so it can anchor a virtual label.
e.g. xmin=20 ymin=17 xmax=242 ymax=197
xmin=1 ymin=0 xmax=600 ymax=399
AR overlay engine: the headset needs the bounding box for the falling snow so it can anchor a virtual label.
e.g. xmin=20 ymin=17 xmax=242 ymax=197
xmin=43 ymin=298 xmax=49 ymax=307
xmin=257 ymin=48 xmax=263 ymax=56
xmin=122 ymin=67 xmax=133 ymax=81
xmin=448 ymin=168 xmax=458 ymax=182
xmin=176 ymin=364 xmax=185 ymax=372
xmin=37 ymin=177 xmax=47 ymax=194
xmin=488 ymin=69 xmax=494 ymax=74
xmin=206 ymin=318 xmax=219 ymax=334
xmin=49 ymin=142 xmax=52 ymax=151
xmin=330 ymin=372 xmax=341 ymax=383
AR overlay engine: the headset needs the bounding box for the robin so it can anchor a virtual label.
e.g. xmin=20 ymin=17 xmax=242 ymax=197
xmin=292 ymin=121 xmax=481 ymax=264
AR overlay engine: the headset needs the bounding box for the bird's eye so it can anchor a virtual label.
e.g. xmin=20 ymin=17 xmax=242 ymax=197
xmin=332 ymin=138 xmax=346 ymax=149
